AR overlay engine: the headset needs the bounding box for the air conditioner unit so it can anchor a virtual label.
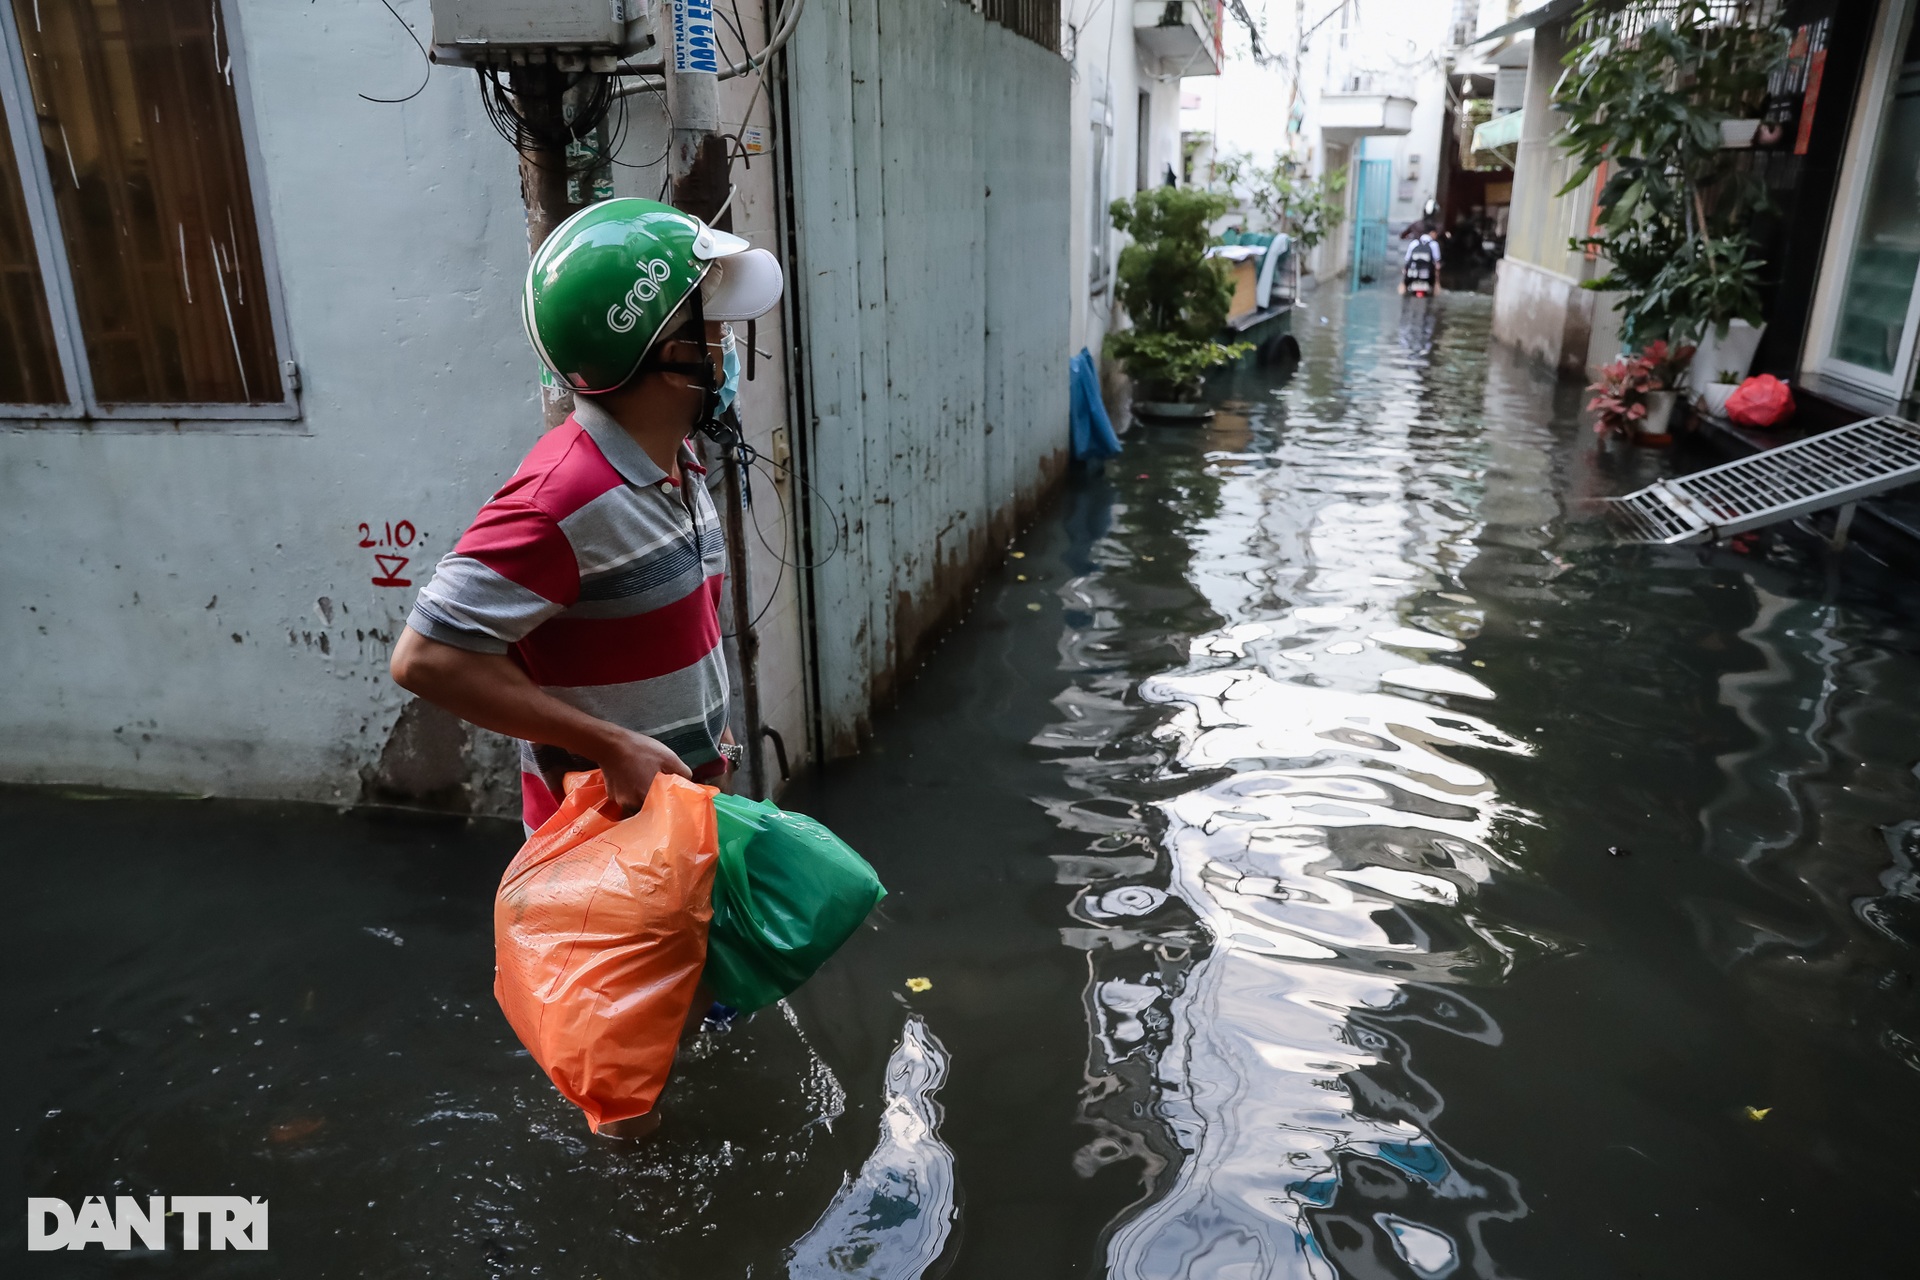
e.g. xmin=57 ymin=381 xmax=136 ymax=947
xmin=429 ymin=0 xmax=655 ymax=66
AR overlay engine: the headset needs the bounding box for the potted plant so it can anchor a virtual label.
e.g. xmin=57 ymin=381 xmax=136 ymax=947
xmin=1555 ymin=3 xmax=1786 ymax=358
xmin=1588 ymin=339 xmax=1694 ymax=444
xmin=1106 ymin=186 xmax=1252 ymax=419
xmin=1690 ymin=315 xmax=1767 ymax=401
xmin=1700 ymin=368 xmax=1741 ymax=417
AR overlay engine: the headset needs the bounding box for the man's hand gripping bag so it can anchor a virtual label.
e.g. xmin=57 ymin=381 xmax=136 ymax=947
xmin=493 ymin=770 xmax=718 ymax=1131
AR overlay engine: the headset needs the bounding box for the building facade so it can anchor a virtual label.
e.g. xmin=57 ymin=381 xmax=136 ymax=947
xmin=1066 ymin=1 xmax=1222 ymax=366
xmin=1485 ymin=0 xmax=1918 ymax=423
xmin=0 ymin=0 xmax=1072 ymax=812
xmin=1179 ymin=0 xmax=1461 ymax=282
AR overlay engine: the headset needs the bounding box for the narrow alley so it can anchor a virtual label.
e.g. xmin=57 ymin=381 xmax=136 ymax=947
xmin=15 ymin=288 xmax=1920 ymax=1277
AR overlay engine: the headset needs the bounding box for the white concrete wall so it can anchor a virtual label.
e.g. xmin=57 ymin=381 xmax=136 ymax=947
xmin=1068 ymin=2 xmax=1187 ymax=362
xmin=0 ymin=0 xmax=806 ymax=811
xmin=1489 ymin=15 xmax=1612 ymax=376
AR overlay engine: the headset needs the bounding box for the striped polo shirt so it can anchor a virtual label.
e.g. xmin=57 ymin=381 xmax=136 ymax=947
xmin=407 ymin=398 xmax=729 ymax=828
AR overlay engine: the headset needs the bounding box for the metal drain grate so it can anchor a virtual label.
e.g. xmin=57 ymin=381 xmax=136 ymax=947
xmin=1607 ymin=415 xmax=1920 ymax=544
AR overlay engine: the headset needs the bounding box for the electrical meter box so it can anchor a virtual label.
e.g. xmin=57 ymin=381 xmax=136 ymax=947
xmin=429 ymin=0 xmax=652 ymax=65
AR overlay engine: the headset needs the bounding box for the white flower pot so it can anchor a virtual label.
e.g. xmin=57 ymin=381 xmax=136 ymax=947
xmin=1638 ymin=390 xmax=1678 ymax=440
xmin=1689 ymin=320 xmax=1765 ymax=398
xmin=1134 ymin=400 xmax=1216 ymax=425
xmin=1699 ymin=382 xmax=1737 ymax=418
xmin=1720 ymin=119 xmax=1762 ymax=148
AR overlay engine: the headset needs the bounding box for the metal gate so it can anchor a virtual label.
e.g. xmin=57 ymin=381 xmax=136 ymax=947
xmin=1351 ymin=158 xmax=1391 ymax=285
xmin=1606 ymin=416 xmax=1920 ymax=543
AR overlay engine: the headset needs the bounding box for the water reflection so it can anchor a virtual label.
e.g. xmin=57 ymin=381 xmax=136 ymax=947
xmin=788 ymin=1016 xmax=956 ymax=1279
xmin=1040 ymin=292 xmax=1541 ymax=1275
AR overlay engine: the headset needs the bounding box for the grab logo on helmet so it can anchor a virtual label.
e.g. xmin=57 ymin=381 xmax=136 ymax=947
xmin=607 ymin=257 xmax=675 ymax=334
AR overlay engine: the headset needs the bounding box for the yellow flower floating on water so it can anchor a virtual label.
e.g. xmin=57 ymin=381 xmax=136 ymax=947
xmin=905 ymin=977 xmax=932 ymax=993
xmin=1743 ymin=1106 xmax=1772 ymax=1122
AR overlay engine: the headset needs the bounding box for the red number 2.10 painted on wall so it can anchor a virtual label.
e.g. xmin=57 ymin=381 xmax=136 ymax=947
xmin=359 ymin=520 xmax=419 ymax=587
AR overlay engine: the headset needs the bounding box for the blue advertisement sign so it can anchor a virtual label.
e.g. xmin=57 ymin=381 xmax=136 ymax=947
xmin=672 ymin=0 xmax=720 ymax=75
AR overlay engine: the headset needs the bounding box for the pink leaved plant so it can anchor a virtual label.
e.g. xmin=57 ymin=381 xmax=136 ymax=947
xmin=1587 ymin=340 xmax=1694 ymax=438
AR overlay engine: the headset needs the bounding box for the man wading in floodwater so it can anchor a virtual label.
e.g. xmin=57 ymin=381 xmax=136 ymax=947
xmin=389 ymin=199 xmax=783 ymax=1133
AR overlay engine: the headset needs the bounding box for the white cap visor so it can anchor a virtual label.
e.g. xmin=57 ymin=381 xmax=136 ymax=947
xmin=700 ymin=247 xmax=785 ymax=321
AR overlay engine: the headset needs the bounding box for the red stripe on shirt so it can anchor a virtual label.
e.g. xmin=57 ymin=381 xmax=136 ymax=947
xmin=495 ymin=422 xmax=625 ymax=520
xmin=454 ymin=501 xmax=581 ymax=605
xmin=514 ymin=575 xmax=724 ymax=687
xmin=521 ymin=771 xmax=560 ymax=830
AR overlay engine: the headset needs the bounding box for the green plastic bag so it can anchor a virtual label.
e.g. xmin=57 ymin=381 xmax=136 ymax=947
xmin=703 ymin=794 xmax=886 ymax=1011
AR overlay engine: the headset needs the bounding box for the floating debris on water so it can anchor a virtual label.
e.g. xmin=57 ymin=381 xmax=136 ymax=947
xmin=269 ymin=1116 xmax=325 ymax=1144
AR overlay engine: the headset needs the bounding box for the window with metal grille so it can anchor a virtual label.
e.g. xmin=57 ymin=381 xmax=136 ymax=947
xmin=0 ymin=0 xmax=292 ymax=419
xmin=978 ymin=0 xmax=1063 ymax=53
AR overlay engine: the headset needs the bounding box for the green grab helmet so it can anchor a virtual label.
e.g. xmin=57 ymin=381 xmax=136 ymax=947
xmin=522 ymin=197 xmax=753 ymax=395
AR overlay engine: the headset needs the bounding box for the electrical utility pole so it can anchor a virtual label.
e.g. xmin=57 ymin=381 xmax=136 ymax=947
xmin=663 ymin=7 xmax=729 ymax=221
xmin=660 ymin=1 xmax=766 ymax=796
xmin=509 ymin=62 xmax=584 ymax=430
xmin=428 ymin=12 xmax=646 ymax=429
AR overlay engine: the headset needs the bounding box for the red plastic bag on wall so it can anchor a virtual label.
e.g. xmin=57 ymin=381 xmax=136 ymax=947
xmin=1725 ymin=374 xmax=1795 ymax=429
xmin=493 ymin=770 xmax=718 ymax=1132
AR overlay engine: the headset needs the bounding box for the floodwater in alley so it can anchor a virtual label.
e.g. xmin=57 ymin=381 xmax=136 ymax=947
xmin=11 ymin=286 xmax=1920 ymax=1278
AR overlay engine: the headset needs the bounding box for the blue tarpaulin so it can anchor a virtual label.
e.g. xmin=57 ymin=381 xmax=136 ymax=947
xmin=1069 ymin=347 xmax=1122 ymax=462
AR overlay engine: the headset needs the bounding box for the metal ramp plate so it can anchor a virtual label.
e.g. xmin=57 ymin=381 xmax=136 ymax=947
xmin=1607 ymin=415 xmax=1920 ymax=544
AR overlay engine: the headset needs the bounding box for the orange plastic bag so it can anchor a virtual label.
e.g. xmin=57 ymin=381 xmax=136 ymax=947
xmin=493 ymin=770 xmax=719 ymax=1131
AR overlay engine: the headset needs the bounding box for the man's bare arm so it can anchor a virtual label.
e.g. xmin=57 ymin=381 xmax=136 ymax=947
xmin=390 ymin=628 xmax=689 ymax=814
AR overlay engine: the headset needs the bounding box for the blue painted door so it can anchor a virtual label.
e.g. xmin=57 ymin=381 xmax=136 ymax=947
xmin=1351 ymin=158 xmax=1391 ymax=285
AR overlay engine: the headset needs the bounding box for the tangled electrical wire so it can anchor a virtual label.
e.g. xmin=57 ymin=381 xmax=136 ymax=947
xmin=468 ymin=0 xmax=790 ymax=179
xmin=474 ymin=66 xmax=610 ymax=171
xmin=476 ymin=64 xmax=680 ymax=178
xmin=709 ymin=428 xmax=846 ymax=639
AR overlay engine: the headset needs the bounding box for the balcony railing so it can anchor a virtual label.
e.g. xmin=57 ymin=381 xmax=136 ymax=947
xmin=979 ymin=0 xmax=1062 ymax=53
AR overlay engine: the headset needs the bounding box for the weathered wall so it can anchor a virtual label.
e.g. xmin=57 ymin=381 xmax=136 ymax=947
xmin=1 ymin=0 xmax=527 ymax=808
xmin=785 ymin=0 xmax=1071 ymax=752
xmin=1068 ymin=9 xmax=1184 ymax=364
xmin=1490 ymin=255 xmax=1596 ymax=378
xmin=1489 ymin=16 xmax=1610 ymax=378
xmin=0 ymin=0 xmax=805 ymax=811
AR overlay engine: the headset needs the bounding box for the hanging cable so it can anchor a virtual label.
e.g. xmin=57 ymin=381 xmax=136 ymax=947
xmin=717 ymin=432 xmax=848 ymax=639
xmin=475 ymin=66 xmax=619 ymax=172
xmin=359 ymin=0 xmax=433 ymax=104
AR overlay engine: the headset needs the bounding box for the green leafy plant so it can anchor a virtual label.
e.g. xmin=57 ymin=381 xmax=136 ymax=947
xmin=1555 ymin=1 xmax=1786 ymax=347
xmin=1209 ymin=148 xmax=1347 ymax=254
xmin=1253 ymin=159 xmax=1347 ymax=255
xmin=1106 ymin=186 xmax=1251 ymax=401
